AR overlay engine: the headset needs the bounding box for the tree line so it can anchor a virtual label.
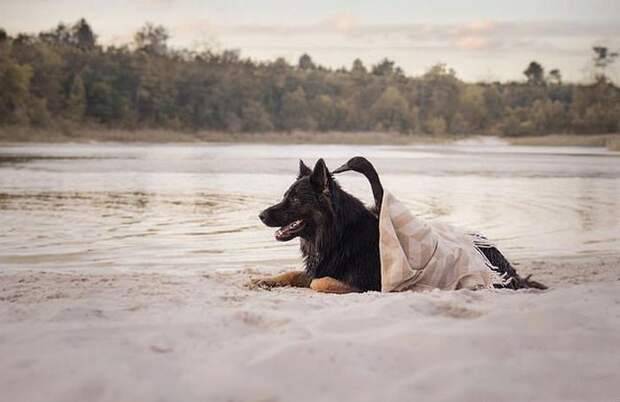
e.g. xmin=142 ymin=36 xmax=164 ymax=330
xmin=1 ymin=19 xmax=619 ymax=136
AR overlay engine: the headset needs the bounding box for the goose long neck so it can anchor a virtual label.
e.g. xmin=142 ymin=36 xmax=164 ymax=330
xmin=356 ymin=162 xmax=383 ymax=213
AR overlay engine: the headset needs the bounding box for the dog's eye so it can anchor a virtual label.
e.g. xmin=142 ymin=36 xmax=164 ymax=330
xmin=291 ymin=196 xmax=300 ymax=203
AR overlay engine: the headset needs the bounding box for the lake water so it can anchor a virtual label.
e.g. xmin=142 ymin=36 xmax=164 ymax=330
xmin=1 ymin=141 xmax=619 ymax=273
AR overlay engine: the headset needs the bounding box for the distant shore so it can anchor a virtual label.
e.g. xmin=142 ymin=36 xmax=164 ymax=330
xmin=1 ymin=127 xmax=619 ymax=150
xmin=0 ymin=127 xmax=454 ymax=145
xmin=507 ymin=133 xmax=620 ymax=151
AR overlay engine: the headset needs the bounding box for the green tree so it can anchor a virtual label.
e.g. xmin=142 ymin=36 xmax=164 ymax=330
xmin=0 ymin=62 xmax=32 ymax=123
xmin=73 ymin=18 xmax=96 ymax=50
xmin=371 ymin=58 xmax=396 ymax=76
xmin=241 ymin=100 xmax=273 ymax=132
xmin=370 ymin=86 xmax=410 ymax=132
xmin=351 ymin=58 xmax=367 ymax=75
xmin=530 ymin=99 xmax=566 ymax=134
xmin=419 ymin=64 xmax=461 ymax=129
xmin=426 ymin=117 xmax=447 ymax=135
xmin=298 ymin=54 xmax=316 ymax=70
xmin=66 ymin=74 xmax=86 ymax=121
xmin=457 ymin=85 xmax=488 ymax=132
xmin=524 ymin=61 xmax=545 ymax=85
xmin=280 ymin=87 xmax=315 ymax=131
xmin=592 ymin=46 xmax=619 ymax=82
xmin=134 ymin=23 xmax=169 ymax=55
xmin=500 ymin=107 xmax=534 ymax=136
xmin=87 ymin=81 xmax=118 ymax=123
xmin=310 ymin=94 xmax=347 ymax=131
xmin=39 ymin=23 xmax=72 ymax=46
xmin=28 ymin=97 xmax=51 ymax=126
xmin=548 ymin=69 xmax=562 ymax=85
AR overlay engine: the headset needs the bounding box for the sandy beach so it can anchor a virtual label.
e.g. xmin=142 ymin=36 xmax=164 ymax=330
xmin=2 ymin=254 xmax=619 ymax=402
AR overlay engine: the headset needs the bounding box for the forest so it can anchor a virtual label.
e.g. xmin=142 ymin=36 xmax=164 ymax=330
xmin=1 ymin=19 xmax=619 ymax=137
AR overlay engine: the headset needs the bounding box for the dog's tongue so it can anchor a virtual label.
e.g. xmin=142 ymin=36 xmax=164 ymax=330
xmin=275 ymin=220 xmax=303 ymax=240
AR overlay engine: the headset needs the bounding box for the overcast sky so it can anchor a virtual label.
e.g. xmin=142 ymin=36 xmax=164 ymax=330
xmin=2 ymin=0 xmax=620 ymax=82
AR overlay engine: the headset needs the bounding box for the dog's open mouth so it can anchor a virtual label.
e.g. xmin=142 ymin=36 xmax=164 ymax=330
xmin=275 ymin=219 xmax=305 ymax=241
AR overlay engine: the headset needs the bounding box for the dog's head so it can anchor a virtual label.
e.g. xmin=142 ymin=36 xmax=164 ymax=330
xmin=259 ymin=158 xmax=335 ymax=241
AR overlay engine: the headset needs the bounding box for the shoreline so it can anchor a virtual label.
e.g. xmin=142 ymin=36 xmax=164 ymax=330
xmin=0 ymin=128 xmax=455 ymax=145
xmin=506 ymin=133 xmax=620 ymax=150
xmin=1 ymin=127 xmax=619 ymax=150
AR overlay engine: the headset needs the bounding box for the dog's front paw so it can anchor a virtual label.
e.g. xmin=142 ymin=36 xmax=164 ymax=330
xmin=246 ymin=277 xmax=278 ymax=290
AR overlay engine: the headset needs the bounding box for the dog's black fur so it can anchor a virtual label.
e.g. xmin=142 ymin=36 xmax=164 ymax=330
xmin=259 ymin=158 xmax=381 ymax=291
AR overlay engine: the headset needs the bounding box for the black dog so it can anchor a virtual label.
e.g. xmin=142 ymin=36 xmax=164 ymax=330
xmin=253 ymin=158 xmax=381 ymax=293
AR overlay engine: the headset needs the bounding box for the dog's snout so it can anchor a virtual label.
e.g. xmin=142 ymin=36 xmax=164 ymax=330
xmin=258 ymin=210 xmax=267 ymax=223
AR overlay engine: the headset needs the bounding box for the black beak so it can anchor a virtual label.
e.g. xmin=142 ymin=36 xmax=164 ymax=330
xmin=332 ymin=163 xmax=350 ymax=174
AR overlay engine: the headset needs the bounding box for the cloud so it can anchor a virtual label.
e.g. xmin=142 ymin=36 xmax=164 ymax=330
xmin=320 ymin=12 xmax=358 ymax=34
xmin=463 ymin=19 xmax=497 ymax=33
xmin=184 ymin=18 xmax=620 ymax=53
xmin=97 ymin=15 xmax=618 ymax=82
xmin=455 ymin=36 xmax=497 ymax=51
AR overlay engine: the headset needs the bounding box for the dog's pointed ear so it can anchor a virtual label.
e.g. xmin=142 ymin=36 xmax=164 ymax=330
xmin=298 ymin=159 xmax=312 ymax=178
xmin=310 ymin=158 xmax=331 ymax=191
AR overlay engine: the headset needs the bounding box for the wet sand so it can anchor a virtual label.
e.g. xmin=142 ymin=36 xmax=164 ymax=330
xmin=2 ymin=255 xmax=620 ymax=402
